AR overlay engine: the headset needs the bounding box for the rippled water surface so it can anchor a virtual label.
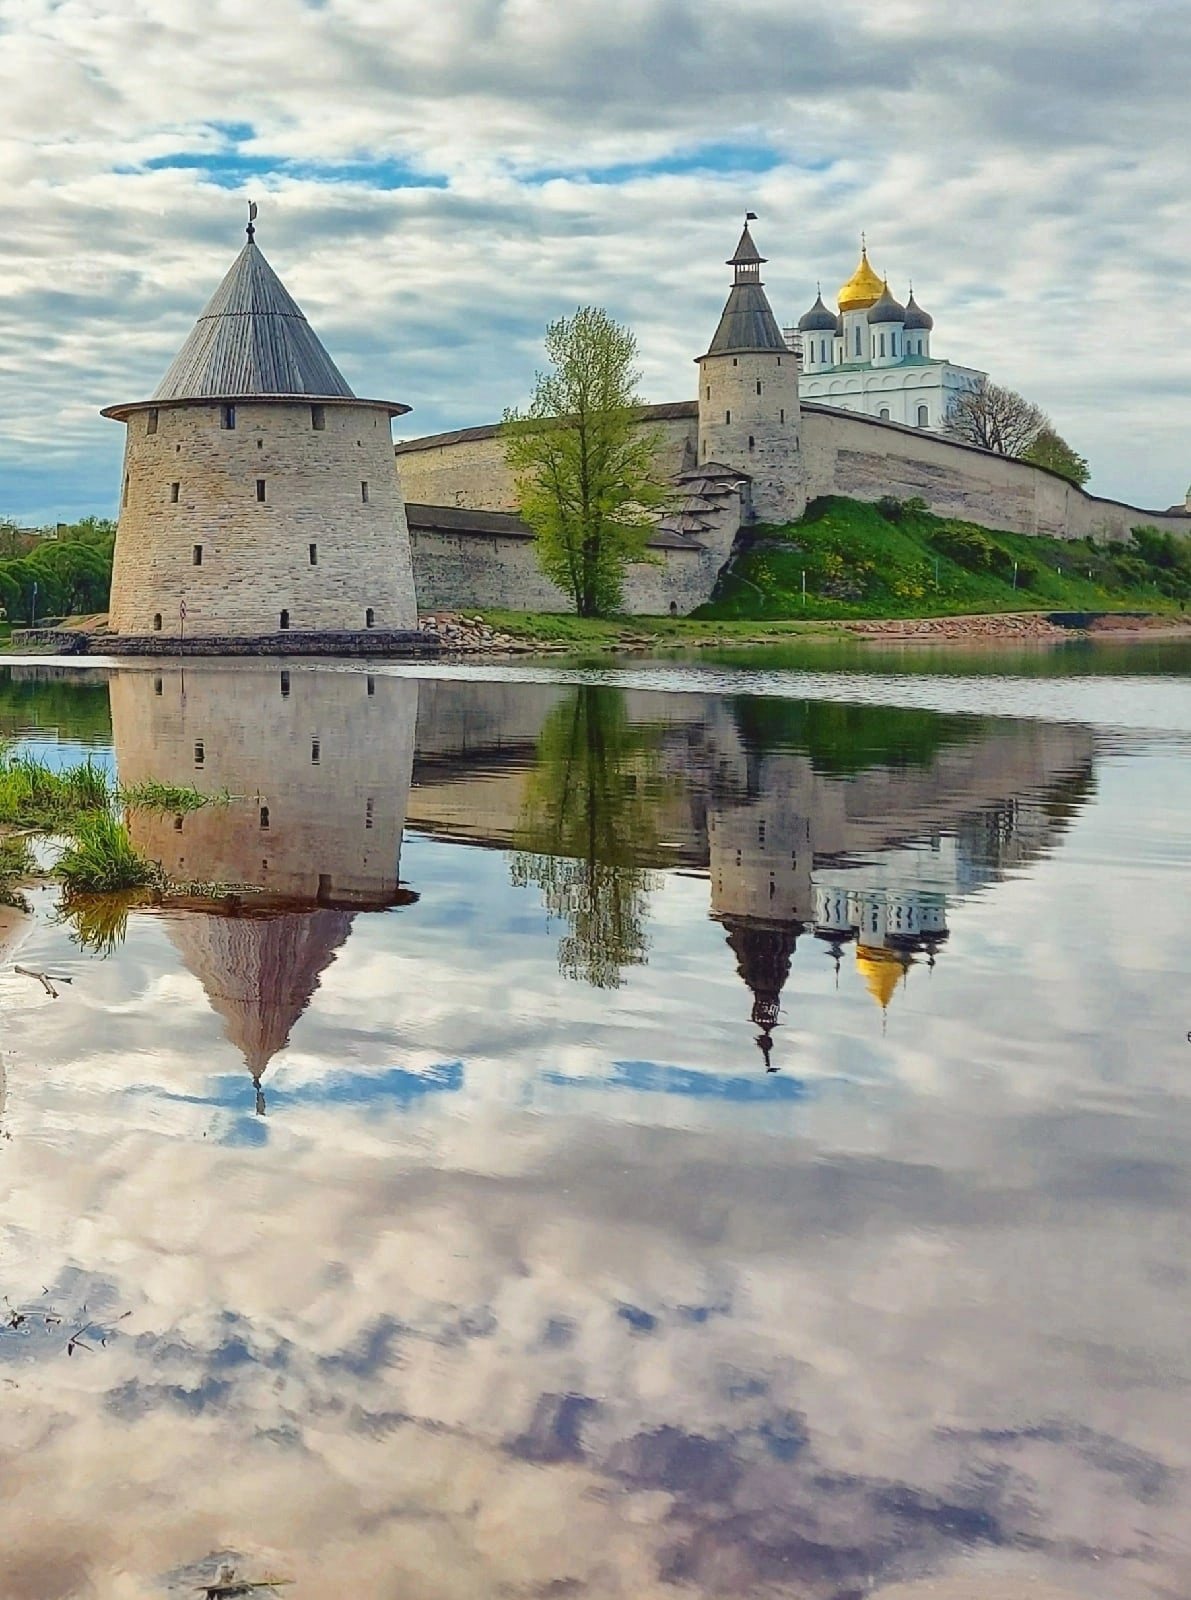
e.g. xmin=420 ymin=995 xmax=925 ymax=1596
xmin=0 ymin=649 xmax=1189 ymax=1600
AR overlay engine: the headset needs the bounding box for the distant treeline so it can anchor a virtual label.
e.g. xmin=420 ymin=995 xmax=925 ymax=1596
xmin=0 ymin=519 xmax=115 ymax=625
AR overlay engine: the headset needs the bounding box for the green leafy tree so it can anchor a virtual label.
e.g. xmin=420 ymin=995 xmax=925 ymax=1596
xmin=1022 ymin=425 xmax=1091 ymax=487
xmin=510 ymin=686 xmax=665 ymax=987
xmin=502 ymin=307 xmax=668 ymax=616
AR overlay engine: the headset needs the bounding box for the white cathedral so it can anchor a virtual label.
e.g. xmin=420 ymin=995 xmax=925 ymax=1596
xmin=786 ymin=240 xmax=985 ymax=432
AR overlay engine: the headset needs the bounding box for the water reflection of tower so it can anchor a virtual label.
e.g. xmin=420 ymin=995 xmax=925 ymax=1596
xmin=109 ymin=666 xmax=419 ymax=1108
xmin=709 ymin=793 xmax=813 ymax=1070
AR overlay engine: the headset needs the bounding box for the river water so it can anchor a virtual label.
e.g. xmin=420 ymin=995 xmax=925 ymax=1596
xmin=0 ymin=643 xmax=1188 ymax=1600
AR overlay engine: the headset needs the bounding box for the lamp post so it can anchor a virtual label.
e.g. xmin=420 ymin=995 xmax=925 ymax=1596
xmin=30 ymin=580 xmax=38 ymax=629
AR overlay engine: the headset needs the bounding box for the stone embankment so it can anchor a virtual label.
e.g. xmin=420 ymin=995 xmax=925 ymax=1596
xmin=846 ymin=611 xmax=1191 ymax=644
xmin=846 ymin=613 xmax=1070 ymax=643
xmin=418 ymin=613 xmax=564 ymax=653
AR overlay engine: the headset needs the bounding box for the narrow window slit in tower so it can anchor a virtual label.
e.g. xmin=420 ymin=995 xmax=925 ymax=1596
xmin=748 ymin=436 xmax=755 ymax=451
xmin=365 ymin=798 xmax=374 ymax=830
xmin=366 ymin=675 xmax=376 ymax=696
xmin=194 ymin=740 xmax=205 ymax=767
xmin=725 ymin=410 xmax=731 ymax=424
xmin=309 ymin=543 xmax=317 ymax=565
xmin=192 ymin=544 xmax=202 ymax=566
xmin=780 ymin=409 xmax=785 ymax=424
xmin=365 ymin=608 xmax=375 ymax=628
xmin=154 ymin=676 xmax=163 ymax=695
xmin=280 ymin=671 xmax=290 ymax=698
xmin=146 ymin=408 xmax=158 ymax=435
xmin=259 ymin=805 xmax=270 ymax=830
xmin=279 ymin=609 xmax=290 ymax=630
xmin=311 ymin=404 xmax=325 ymax=430
xmin=361 ymin=481 xmax=369 ymax=503
xmin=170 ymin=482 xmax=180 ymax=503
xmin=756 ymin=380 xmax=761 ymax=395
xmin=311 ymin=738 xmax=320 ymax=765
xmin=153 ymin=613 xmax=162 ymax=631
xmin=222 ymin=404 xmax=236 ymax=430
xmin=256 ymin=479 xmax=266 ymax=502
xmin=173 ymin=815 xmax=184 ymax=833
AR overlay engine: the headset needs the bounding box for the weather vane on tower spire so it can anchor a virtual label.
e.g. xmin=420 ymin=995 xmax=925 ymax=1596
xmin=246 ymin=200 xmax=258 ymax=241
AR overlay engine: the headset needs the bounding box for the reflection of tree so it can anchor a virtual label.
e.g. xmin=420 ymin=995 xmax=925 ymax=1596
xmin=511 ymin=687 xmax=665 ymax=988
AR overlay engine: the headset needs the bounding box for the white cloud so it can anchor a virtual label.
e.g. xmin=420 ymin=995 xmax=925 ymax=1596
xmin=0 ymin=0 xmax=1186 ymax=516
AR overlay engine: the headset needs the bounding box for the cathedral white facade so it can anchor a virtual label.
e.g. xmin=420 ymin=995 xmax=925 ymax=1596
xmin=786 ymin=242 xmax=985 ymax=432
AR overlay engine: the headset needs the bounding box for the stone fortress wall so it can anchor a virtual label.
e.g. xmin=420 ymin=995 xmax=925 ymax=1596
xmin=109 ymin=399 xmax=418 ymax=637
xmin=395 ymin=400 xmax=1189 ymax=616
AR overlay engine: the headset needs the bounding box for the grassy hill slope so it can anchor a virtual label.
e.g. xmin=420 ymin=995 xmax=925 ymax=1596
xmin=697 ymin=495 xmax=1191 ymax=621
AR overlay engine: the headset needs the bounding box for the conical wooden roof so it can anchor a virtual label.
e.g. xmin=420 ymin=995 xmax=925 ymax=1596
xmin=151 ymin=238 xmax=356 ymax=403
xmin=167 ymin=907 xmax=353 ymax=1076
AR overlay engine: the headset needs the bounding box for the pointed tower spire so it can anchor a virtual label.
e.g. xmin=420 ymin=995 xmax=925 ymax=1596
xmin=728 ymin=212 xmax=766 ymax=284
xmin=704 ymin=216 xmax=786 ymax=356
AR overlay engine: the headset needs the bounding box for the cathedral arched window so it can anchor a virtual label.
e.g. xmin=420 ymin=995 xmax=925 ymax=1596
xmin=854 ymin=326 xmax=861 ymax=356
xmin=917 ymin=404 xmax=929 ymax=428
xmin=879 ymin=408 xmax=890 ymax=420
xmin=879 ymin=333 xmax=886 ymax=357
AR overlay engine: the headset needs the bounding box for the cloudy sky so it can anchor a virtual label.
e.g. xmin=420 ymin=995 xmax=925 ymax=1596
xmin=0 ymin=0 xmax=1187 ymax=522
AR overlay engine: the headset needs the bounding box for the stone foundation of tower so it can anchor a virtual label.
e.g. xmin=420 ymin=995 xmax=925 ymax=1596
xmin=108 ymin=399 xmax=417 ymax=638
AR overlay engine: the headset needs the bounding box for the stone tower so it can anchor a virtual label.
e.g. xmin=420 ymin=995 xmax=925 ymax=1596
xmin=696 ymin=218 xmax=806 ymax=525
xmin=102 ymin=213 xmax=418 ymax=639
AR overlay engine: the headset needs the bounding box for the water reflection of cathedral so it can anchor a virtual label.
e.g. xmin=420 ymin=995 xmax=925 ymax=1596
xmin=404 ymin=684 xmax=1095 ymax=1067
xmin=110 ymin=666 xmax=419 ymax=1108
xmin=705 ymin=721 xmax=1095 ymax=1061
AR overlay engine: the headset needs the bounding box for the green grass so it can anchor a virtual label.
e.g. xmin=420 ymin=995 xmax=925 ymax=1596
xmin=117 ymin=779 xmax=219 ymax=814
xmin=55 ymin=814 xmax=160 ymax=894
xmin=0 ymin=749 xmax=219 ymax=912
xmin=0 ymin=833 xmax=34 ymax=908
xmin=0 ymin=752 xmax=111 ymax=828
xmin=471 ymin=610 xmax=845 ymax=646
xmin=696 ymin=496 xmax=1191 ymax=621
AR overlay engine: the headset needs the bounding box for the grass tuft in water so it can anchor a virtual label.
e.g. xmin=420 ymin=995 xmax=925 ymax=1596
xmin=0 ymin=832 xmax=34 ymax=909
xmin=54 ymin=889 xmax=146 ymax=956
xmin=55 ymin=814 xmax=161 ymax=894
xmin=118 ymin=780 xmax=220 ymax=815
xmin=0 ymin=752 xmax=112 ymax=828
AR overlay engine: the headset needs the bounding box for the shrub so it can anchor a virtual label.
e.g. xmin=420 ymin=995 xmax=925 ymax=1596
xmin=875 ymin=495 xmax=906 ymax=523
xmin=929 ymin=523 xmax=996 ymax=571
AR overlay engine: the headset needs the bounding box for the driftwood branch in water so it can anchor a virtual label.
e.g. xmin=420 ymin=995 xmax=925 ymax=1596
xmin=14 ymin=965 xmax=74 ymax=999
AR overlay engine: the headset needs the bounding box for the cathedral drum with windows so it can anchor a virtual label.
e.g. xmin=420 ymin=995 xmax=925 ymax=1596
xmin=103 ymin=214 xmax=418 ymax=639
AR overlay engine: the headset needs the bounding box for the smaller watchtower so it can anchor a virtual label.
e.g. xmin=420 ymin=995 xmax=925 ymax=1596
xmin=696 ymin=217 xmax=805 ymax=525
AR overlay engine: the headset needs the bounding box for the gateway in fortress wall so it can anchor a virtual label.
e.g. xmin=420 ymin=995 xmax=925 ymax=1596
xmin=395 ymin=221 xmax=1189 ymax=617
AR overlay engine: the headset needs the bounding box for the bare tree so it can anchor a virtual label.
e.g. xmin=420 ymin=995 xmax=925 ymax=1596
xmin=944 ymin=378 xmax=1048 ymax=457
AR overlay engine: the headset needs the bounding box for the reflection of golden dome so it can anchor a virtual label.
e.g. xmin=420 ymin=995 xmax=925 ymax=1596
xmin=838 ymin=245 xmax=885 ymax=313
xmin=855 ymin=945 xmax=906 ymax=1010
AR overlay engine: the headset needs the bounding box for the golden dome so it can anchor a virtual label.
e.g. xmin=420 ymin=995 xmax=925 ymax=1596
xmin=838 ymin=244 xmax=885 ymax=314
xmin=855 ymin=945 xmax=907 ymax=1010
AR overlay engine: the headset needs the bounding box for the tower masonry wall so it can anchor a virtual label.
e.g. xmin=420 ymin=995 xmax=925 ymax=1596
xmin=697 ymin=350 xmax=806 ymax=523
xmin=109 ymin=400 xmax=417 ymax=637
